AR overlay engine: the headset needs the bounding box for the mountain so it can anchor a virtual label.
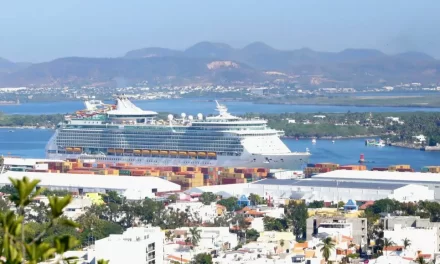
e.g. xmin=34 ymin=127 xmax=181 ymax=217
xmin=1 ymin=42 xmax=439 ymax=87
xmin=183 ymin=42 xmax=234 ymax=59
xmin=124 ymin=47 xmax=182 ymax=58
xmin=0 ymin=56 xmax=262 ymax=86
xmin=0 ymin=57 xmax=32 ymax=74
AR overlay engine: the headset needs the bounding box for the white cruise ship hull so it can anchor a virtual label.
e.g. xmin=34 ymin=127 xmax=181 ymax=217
xmin=46 ymin=152 xmax=309 ymax=170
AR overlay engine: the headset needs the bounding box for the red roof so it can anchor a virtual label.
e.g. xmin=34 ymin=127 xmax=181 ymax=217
xmin=359 ymin=201 xmax=374 ymax=210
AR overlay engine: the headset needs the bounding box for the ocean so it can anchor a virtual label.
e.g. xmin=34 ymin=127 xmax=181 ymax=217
xmin=2 ymin=128 xmax=440 ymax=170
xmin=2 ymin=98 xmax=440 ymax=115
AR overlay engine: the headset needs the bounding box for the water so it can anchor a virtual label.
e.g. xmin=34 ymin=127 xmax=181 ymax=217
xmin=2 ymin=128 xmax=440 ymax=170
xmin=2 ymin=98 xmax=440 ymax=115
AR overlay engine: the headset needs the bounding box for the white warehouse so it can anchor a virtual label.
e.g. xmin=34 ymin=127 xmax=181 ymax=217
xmin=313 ymin=170 xmax=440 ymax=200
xmin=0 ymin=171 xmax=181 ymax=197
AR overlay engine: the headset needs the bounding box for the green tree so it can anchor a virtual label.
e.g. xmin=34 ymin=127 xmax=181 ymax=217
xmin=217 ymin=197 xmax=238 ymax=212
xmin=383 ymin=238 xmax=395 ymax=256
xmin=320 ymin=237 xmax=336 ymax=263
xmin=415 ymin=256 xmax=426 ymax=264
xmin=402 ymin=238 xmax=411 ymax=250
xmin=191 ymin=253 xmax=212 ymax=264
xmin=307 ymin=200 xmax=324 ymax=208
xmin=263 ymin=216 xmax=288 ymax=231
xmin=249 ymin=193 xmax=262 ymax=206
xmin=245 ymin=229 xmax=260 ymax=242
xmin=200 ymin=192 xmax=217 ymax=205
xmin=0 ymin=177 xmax=79 ymax=264
xmin=168 ymin=194 xmax=178 ymax=203
xmin=189 ymin=227 xmax=201 ymax=247
xmin=285 ymin=202 xmax=308 ymax=239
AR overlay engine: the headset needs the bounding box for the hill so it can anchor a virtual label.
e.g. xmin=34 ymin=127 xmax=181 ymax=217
xmin=1 ymin=42 xmax=439 ymax=87
xmin=0 ymin=56 xmax=262 ymax=86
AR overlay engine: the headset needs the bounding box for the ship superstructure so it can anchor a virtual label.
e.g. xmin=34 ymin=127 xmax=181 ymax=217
xmin=46 ymin=96 xmax=310 ymax=169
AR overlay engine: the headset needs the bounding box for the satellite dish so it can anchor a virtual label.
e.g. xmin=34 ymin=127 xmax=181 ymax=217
xmin=188 ymin=115 xmax=194 ymax=120
xmin=197 ymin=113 xmax=203 ymax=120
xmin=167 ymin=114 xmax=174 ymax=121
xmin=181 ymin=113 xmax=186 ymax=119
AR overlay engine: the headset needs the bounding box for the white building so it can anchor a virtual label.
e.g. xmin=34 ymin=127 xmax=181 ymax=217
xmin=0 ymin=171 xmax=181 ymax=195
xmin=91 ymin=226 xmax=164 ymax=264
xmin=313 ymin=170 xmax=440 ymax=200
xmin=384 ymin=224 xmax=439 ymax=257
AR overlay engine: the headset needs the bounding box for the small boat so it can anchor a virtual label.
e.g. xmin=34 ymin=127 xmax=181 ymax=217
xmin=8 ymin=130 xmax=14 ymax=132
xmin=332 ymin=140 xmax=335 ymax=144
xmin=312 ymin=138 xmax=317 ymax=144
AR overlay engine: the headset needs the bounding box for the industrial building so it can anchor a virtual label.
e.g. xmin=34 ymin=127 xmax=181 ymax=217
xmin=313 ymin=170 xmax=440 ymax=200
xmin=186 ymin=178 xmax=434 ymax=203
xmin=0 ymin=171 xmax=181 ymax=197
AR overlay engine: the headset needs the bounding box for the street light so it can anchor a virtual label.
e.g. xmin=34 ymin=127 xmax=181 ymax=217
xmin=180 ymin=254 xmax=182 ymax=264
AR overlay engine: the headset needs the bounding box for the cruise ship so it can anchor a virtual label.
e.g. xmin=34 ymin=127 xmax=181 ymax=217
xmin=46 ymin=96 xmax=310 ymax=169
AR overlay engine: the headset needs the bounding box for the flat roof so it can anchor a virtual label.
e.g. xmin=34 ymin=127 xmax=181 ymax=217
xmin=0 ymin=171 xmax=181 ymax=192
xmin=253 ymin=178 xmax=406 ymax=190
xmin=313 ymin=170 xmax=440 ymax=184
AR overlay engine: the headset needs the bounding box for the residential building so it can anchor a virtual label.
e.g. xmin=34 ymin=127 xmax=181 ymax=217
xmin=91 ymin=226 xmax=164 ymax=264
xmin=306 ymin=216 xmax=367 ymax=245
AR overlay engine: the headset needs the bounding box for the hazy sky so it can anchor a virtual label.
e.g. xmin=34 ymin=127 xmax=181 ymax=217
xmin=1 ymin=0 xmax=440 ymax=62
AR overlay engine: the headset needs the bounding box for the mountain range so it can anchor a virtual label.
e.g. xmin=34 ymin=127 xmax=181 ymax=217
xmin=1 ymin=42 xmax=439 ymax=87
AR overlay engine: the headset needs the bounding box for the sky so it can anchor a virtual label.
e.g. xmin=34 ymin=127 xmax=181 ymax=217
xmin=1 ymin=0 xmax=440 ymax=62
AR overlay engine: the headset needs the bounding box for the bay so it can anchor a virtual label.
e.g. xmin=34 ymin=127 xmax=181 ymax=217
xmin=2 ymin=98 xmax=440 ymax=115
xmin=1 ymin=128 xmax=440 ymax=171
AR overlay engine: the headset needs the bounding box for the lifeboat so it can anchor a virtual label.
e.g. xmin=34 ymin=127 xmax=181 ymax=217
xmin=142 ymin=150 xmax=150 ymax=154
xmin=160 ymin=150 xmax=168 ymax=155
xmin=66 ymin=147 xmax=73 ymax=152
xmin=133 ymin=150 xmax=141 ymax=154
xmin=188 ymin=152 xmax=197 ymax=156
xmin=151 ymin=150 xmax=159 ymax=156
xmin=108 ymin=148 xmax=115 ymax=153
xmin=198 ymin=152 xmax=206 ymax=156
xmin=125 ymin=149 xmax=133 ymax=154
xmin=170 ymin=151 xmax=178 ymax=156
xmin=115 ymin=149 xmax=124 ymax=153
xmin=179 ymin=151 xmax=187 ymax=156
xmin=208 ymin=152 xmax=216 ymax=157
xmin=73 ymin=148 xmax=82 ymax=152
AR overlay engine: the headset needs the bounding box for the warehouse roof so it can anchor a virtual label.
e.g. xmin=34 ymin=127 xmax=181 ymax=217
xmin=312 ymin=170 xmax=440 ymax=184
xmin=0 ymin=171 xmax=181 ymax=192
xmin=253 ymin=178 xmax=406 ymax=190
xmin=3 ymin=157 xmax=64 ymax=167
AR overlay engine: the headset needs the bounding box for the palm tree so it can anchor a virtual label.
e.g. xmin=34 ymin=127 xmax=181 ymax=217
xmin=320 ymin=237 xmax=336 ymax=263
xmin=189 ymin=227 xmax=201 ymax=247
xmin=416 ymin=256 xmax=426 ymax=264
xmin=383 ymin=238 xmax=395 ymax=256
xmin=402 ymin=238 xmax=411 ymax=250
xmin=280 ymin=239 xmax=285 ymax=248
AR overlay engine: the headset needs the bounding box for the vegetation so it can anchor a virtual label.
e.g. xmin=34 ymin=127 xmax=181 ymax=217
xmin=307 ymin=200 xmax=325 ymax=208
xmin=217 ymin=197 xmax=239 ymax=212
xmin=199 ymin=192 xmax=217 ymax=205
xmin=320 ymin=237 xmax=336 ymax=263
xmin=244 ymin=111 xmax=440 ymax=143
xmin=245 ymin=229 xmax=260 ymax=242
xmin=402 ymin=238 xmax=411 ymax=250
xmin=189 ymin=227 xmax=201 ymax=247
xmin=249 ymin=193 xmax=262 ymax=206
xmin=191 ymin=253 xmax=213 ymax=264
xmin=0 ymin=113 xmax=63 ymax=127
xmin=0 ymin=176 xmax=109 ymax=264
xmin=285 ymin=202 xmax=308 ymax=239
xmin=263 ymin=216 xmax=288 ymax=231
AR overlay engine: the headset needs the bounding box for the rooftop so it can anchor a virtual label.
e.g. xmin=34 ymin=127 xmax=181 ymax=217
xmin=253 ymin=178 xmax=406 ymax=190
xmin=313 ymin=170 xmax=440 ymax=184
xmin=0 ymin=171 xmax=181 ymax=192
